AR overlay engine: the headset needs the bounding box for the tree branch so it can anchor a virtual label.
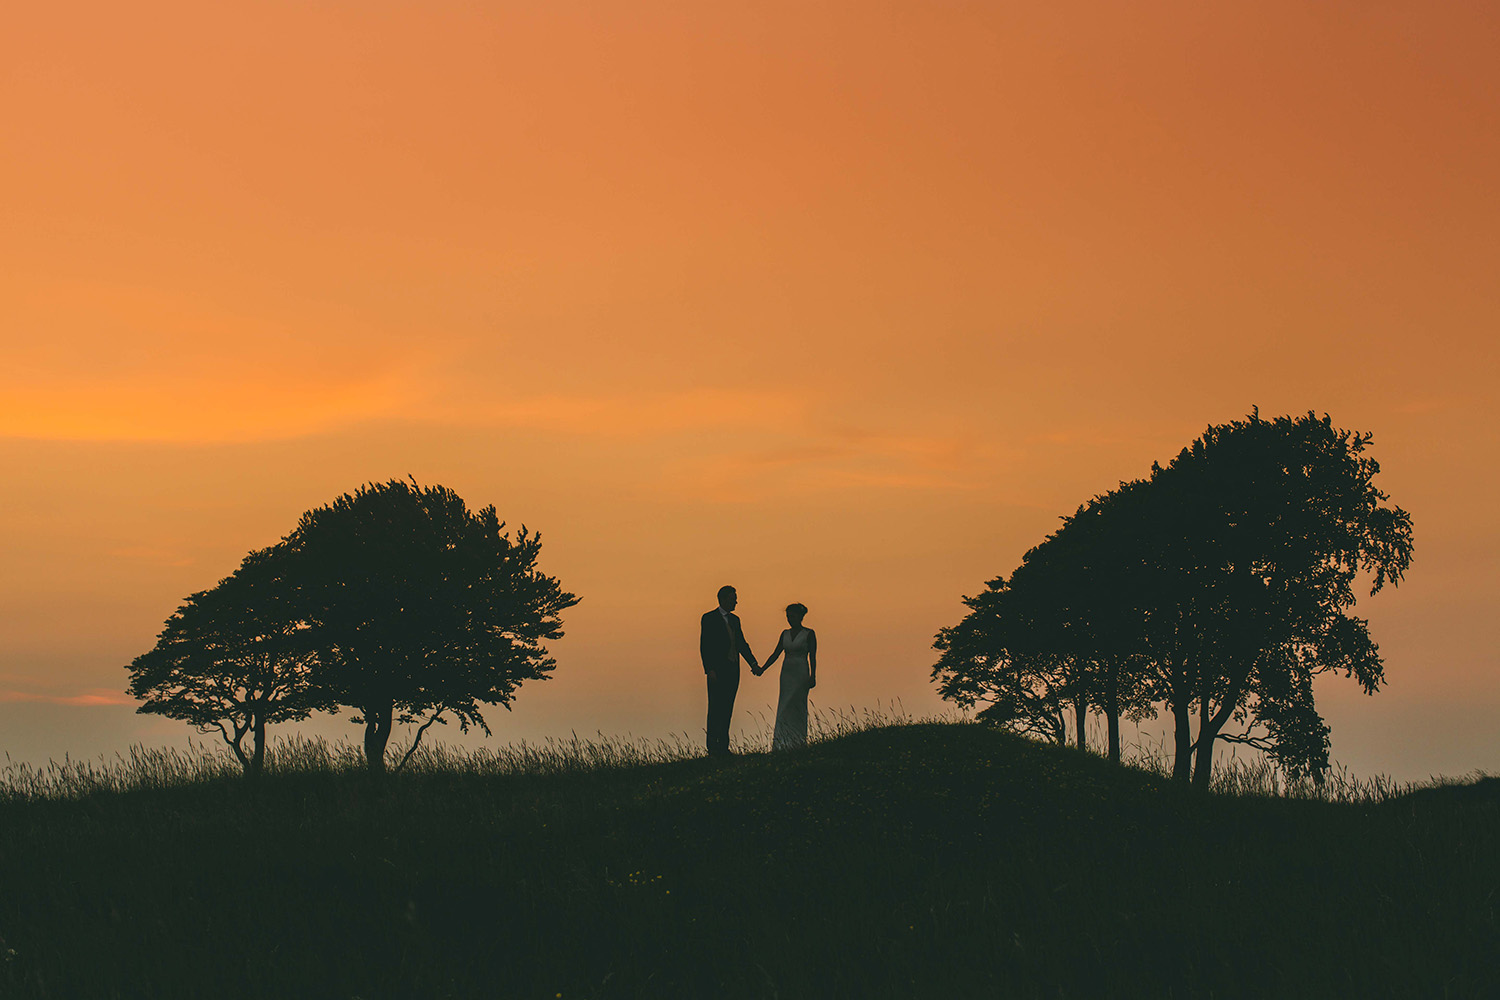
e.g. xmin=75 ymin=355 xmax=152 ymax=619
xmin=1217 ymin=725 xmax=1276 ymax=752
xmin=392 ymin=712 xmax=444 ymax=774
xmin=213 ymin=719 xmax=250 ymax=768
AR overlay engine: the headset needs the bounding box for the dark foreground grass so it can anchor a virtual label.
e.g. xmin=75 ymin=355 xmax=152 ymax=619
xmin=1 ymin=722 xmax=1496 ymax=999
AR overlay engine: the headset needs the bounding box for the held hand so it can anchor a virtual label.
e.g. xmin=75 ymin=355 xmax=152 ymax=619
xmin=807 ymin=675 xmax=816 ymax=690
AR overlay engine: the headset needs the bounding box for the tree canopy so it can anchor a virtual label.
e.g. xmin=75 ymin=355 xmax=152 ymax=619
xmin=126 ymin=544 xmax=328 ymax=776
xmin=286 ymin=479 xmax=579 ymax=773
xmin=125 ymin=480 xmax=578 ymax=775
xmin=933 ymin=410 xmax=1413 ymax=784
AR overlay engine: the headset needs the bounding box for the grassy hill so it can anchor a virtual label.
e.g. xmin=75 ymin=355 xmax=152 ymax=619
xmin=1 ymin=721 xmax=1495 ymax=999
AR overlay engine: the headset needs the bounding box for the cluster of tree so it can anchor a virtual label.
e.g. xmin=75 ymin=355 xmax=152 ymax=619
xmin=932 ymin=411 xmax=1414 ymax=786
xmin=126 ymin=479 xmax=578 ymax=776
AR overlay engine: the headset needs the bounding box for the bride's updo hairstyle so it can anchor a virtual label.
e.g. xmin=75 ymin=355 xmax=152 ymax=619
xmin=786 ymin=603 xmax=808 ymax=623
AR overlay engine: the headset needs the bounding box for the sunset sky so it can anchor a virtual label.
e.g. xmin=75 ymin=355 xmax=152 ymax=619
xmin=3 ymin=1 xmax=1496 ymax=780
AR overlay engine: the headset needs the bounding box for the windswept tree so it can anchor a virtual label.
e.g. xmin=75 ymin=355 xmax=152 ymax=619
xmin=1091 ymin=476 xmax=1210 ymax=782
xmin=934 ymin=410 xmax=1412 ymax=785
xmin=288 ymin=479 xmax=579 ymax=774
xmin=126 ymin=545 xmax=327 ymax=776
xmin=934 ymin=578 xmax=1073 ymax=746
xmin=1150 ymin=410 xmax=1413 ymax=785
xmin=933 ymin=486 xmax=1155 ymax=762
xmin=1041 ymin=484 xmax=1159 ymax=762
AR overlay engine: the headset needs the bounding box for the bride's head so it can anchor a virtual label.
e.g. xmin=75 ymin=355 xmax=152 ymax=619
xmin=785 ymin=603 xmax=808 ymax=627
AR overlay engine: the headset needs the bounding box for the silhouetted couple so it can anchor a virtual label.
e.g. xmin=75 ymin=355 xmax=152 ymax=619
xmin=699 ymin=585 xmax=818 ymax=757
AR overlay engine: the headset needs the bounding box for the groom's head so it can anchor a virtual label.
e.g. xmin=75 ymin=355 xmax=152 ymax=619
xmin=717 ymin=585 xmax=737 ymax=612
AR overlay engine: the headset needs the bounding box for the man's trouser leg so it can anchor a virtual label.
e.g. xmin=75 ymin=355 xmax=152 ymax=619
xmin=706 ymin=667 xmax=740 ymax=755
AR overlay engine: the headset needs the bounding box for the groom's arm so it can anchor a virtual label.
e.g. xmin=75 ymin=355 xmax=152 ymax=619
xmin=699 ymin=614 xmax=717 ymax=675
xmin=735 ymin=621 xmax=758 ymax=670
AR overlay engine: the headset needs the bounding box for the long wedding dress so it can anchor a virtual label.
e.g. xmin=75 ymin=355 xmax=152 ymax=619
xmin=772 ymin=628 xmax=813 ymax=750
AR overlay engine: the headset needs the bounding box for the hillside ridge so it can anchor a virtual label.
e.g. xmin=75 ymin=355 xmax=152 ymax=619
xmin=2 ymin=722 xmax=1496 ymax=999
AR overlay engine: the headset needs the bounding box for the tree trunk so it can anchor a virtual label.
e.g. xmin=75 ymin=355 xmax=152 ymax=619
xmin=229 ymin=736 xmax=250 ymax=775
xmin=1073 ymin=699 xmax=1087 ymax=751
xmin=1193 ymin=687 xmax=1213 ymax=789
xmin=1193 ymin=681 xmax=1246 ymax=790
xmin=223 ymin=717 xmax=252 ymax=776
xmin=1192 ymin=729 xmax=1215 ymax=789
xmin=1105 ymin=663 xmax=1121 ymax=764
xmin=1171 ymin=697 xmax=1193 ymax=784
xmin=364 ymin=704 xmax=393 ymax=775
xmin=250 ymin=711 xmax=266 ymax=778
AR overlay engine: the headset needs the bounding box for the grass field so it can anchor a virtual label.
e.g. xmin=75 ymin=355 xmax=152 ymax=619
xmin=1 ymin=718 xmax=1495 ymax=999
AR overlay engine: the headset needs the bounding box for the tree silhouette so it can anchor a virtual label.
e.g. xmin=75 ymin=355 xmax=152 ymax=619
xmin=933 ymin=487 xmax=1155 ymax=762
xmin=933 ymin=578 xmax=1072 ymax=746
xmin=1148 ymin=411 xmax=1413 ymax=785
xmin=934 ymin=411 xmax=1412 ymax=785
xmin=1087 ymin=476 xmax=1208 ymax=782
xmin=125 ymin=545 xmax=327 ymax=776
xmin=1041 ymin=485 xmax=1159 ymax=762
xmin=287 ymin=479 xmax=578 ymax=774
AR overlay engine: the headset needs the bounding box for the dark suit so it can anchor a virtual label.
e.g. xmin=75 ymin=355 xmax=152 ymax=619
xmin=700 ymin=608 xmax=756 ymax=755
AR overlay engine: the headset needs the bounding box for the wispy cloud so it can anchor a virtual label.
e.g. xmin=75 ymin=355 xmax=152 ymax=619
xmin=669 ymin=426 xmax=1006 ymax=502
xmin=3 ymin=364 xmax=801 ymax=445
xmin=1393 ymin=398 xmax=1455 ymax=416
xmin=435 ymin=388 xmax=806 ymax=436
xmin=108 ymin=546 xmax=196 ymax=567
xmin=2 ymin=273 xmax=443 ymax=444
xmin=0 ymin=689 xmax=134 ymax=707
xmin=0 ymin=370 xmax=426 ymax=443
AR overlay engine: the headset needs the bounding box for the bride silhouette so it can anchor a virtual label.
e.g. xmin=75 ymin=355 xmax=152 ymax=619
xmin=756 ymin=603 xmax=817 ymax=750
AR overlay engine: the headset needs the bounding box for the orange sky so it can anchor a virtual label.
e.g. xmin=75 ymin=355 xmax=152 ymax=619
xmin=3 ymin=1 xmax=1497 ymax=779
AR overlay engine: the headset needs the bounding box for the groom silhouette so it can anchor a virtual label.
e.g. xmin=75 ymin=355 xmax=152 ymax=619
xmin=700 ymin=585 xmax=759 ymax=756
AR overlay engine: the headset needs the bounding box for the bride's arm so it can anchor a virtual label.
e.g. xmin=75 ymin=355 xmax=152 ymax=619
xmin=761 ymin=633 xmax=784 ymax=672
